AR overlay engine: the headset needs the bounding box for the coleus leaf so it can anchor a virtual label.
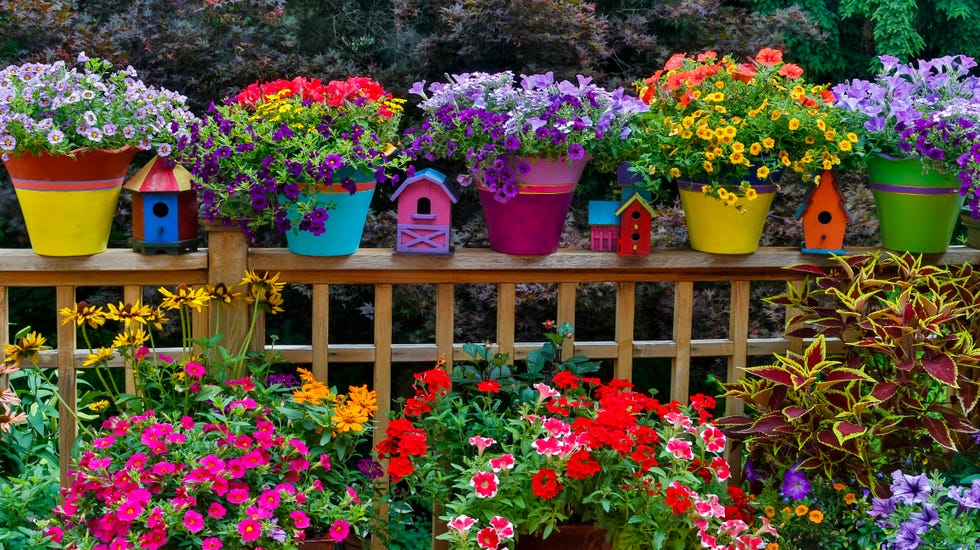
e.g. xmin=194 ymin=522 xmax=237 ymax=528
xmin=833 ymin=421 xmax=867 ymax=444
xmin=922 ymin=354 xmax=958 ymax=388
xmin=742 ymin=414 xmax=793 ymax=435
xmin=822 ymin=366 xmax=875 ymax=386
xmin=782 ymin=407 xmax=809 ymax=421
xmin=816 ymin=430 xmax=862 ymax=457
xmin=921 ymin=417 xmax=957 ymax=451
xmin=869 ymin=381 xmax=900 ymax=402
xmin=956 ymin=379 xmax=979 ymax=414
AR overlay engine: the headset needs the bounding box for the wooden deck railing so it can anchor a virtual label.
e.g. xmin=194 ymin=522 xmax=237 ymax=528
xmin=2 ymin=233 xmax=977 ymax=489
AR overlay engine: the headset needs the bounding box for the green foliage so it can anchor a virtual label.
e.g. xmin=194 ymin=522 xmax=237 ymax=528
xmin=0 ymin=458 xmax=61 ymax=550
xmin=719 ymin=253 xmax=980 ymax=491
xmin=754 ymin=0 xmax=980 ymax=82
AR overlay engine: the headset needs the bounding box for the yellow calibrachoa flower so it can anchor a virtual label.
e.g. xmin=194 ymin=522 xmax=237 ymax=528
xmin=724 ymin=192 xmax=738 ymax=206
xmin=839 ymin=139 xmax=853 ymax=152
xmin=749 ymin=142 xmax=762 ymax=155
xmin=770 ymin=110 xmax=782 ymax=121
xmin=731 ymin=141 xmax=745 ymax=153
xmin=745 ymin=187 xmax=758 ymax=200
xmin=762 ymin=137 xmax=775 ymax=149
xmin=788 ymin=117 xmax=801 ymax=131
xmin=756 ymin=166 xmax=770 ymax=180
xmin=703 ymin=160 xmax=714 ymax=173
xmin=669 ymin=167 xmax=682 ymax=178
xmin=764 ymin=505 xmax=776 ymax=518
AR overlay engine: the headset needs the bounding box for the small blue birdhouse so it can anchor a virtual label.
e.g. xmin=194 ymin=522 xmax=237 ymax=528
xmin=124 ymin=156 xmax=199 ymax=255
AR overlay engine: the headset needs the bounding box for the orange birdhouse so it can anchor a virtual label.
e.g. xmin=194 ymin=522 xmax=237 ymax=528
xmin=615 ymin=193 xmax=655 ymax=256
xmin=795 ymin=170 xmax=851 ymax=254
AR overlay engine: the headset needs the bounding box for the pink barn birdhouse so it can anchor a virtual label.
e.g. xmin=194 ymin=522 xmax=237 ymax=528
xmin=392 ymin=168 xmax=457 ymax=255
xmin=124 ymin=156 xmax=199 ymax=255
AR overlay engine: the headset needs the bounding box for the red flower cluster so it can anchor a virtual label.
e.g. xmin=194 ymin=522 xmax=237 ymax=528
xmin=233 ymin=76 xmax=397 ymax=117
xmin=375 ymin=366 xmax=453 ymax=482
xmin=375 ymin=418 xmax=428 ymax=483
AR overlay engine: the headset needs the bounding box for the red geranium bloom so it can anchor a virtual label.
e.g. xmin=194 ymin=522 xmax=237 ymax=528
xmin=552 ymin=370 xmax=580 ymax=389
xmin=476 ymin=379 xmax=501 ymax=393
xmin=566 ymin=450 xmax=601 ymax=479
xmin=531 ymin=468 xmax=563 ymax=499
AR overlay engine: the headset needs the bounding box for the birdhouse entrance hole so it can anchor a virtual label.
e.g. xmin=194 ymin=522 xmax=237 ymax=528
xmin=817 ymin=210 xmax=832 ymax=224
xmin=153 ymin=201 xmax=170 ymax=218
xmin=417 ymin=197 xmax=431 ymax=215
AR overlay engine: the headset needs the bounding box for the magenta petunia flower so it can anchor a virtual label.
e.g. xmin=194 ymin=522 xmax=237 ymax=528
xmin=202 ymin=538 xmax=223 ymax=550
xmin=238 ymin=518 xmax=262 ymax=542
xmin=329 ymin=519 xmax=351 ymax=542
xmin=183 ymin=510 xmax=204 ymax=533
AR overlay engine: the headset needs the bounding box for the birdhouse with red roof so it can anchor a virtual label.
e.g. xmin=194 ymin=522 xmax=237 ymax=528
xmin=392 ymin=168 xmax=457 ymax=255
xmin=795 ymin=170 xmax=851 ymax=255
xmin=616 ymin=193 xmax=655 ymax=256
xmin=124 ymin=156 xmax=199 ymax=255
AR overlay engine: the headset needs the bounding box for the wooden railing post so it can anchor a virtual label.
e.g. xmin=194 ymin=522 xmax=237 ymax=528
xmin=205 ymin=225 xmax=250 ymax=357
xmin=56 ymin=285 xmax=77 ymax=488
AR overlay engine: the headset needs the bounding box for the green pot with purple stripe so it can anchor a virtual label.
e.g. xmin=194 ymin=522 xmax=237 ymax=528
xmin=867 ymin=153 xmax=964 ymax=254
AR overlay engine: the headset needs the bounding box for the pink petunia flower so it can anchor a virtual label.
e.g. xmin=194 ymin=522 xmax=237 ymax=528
xmin=470 ymin=471 xmax=500 ymax=498
xmin=202 ymin=538 xmax=223 ymax=550
xmin=666 ymin=438 xmax=694 ymax=460
xmin=290 ymin=510 xmax=311 ymax=529
xmin=701 ymin=425 xmax=726 ymax=453
xmin=447 ymin=514 xmax=476 ymax=535
xmin=208 ymin=502 xmax=227 ymax=519
xmin=468 ymin=435 xmax=497 ymax=454
xmin=476 ymin=526 xmax=500 ymax=549
xmin=489 ymin=453 xmax=515 ymax=472
xmin=489 ymin=516 xmax=514 ymax=539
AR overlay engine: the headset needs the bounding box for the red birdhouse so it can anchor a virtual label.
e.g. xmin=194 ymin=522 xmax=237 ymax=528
xmin=615 ymin=193 xmax=655 ymax=256
xmin=795 ymin=170 xmax=851 ymax=254
xmin=124 ymin=156 xmax=199 ymax=255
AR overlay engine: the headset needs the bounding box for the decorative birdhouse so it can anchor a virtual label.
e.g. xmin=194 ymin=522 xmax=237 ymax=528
xmin=123 ymin=156 xmax=199 ymax=255
xmin=588 ymin=200 xmax=620 ymax=252
xmin=795 ymin=170 xmax=851 ymax=254
xmin=391 ymin=168 xmax=457 ymax=255
xmin=616 ymin=193 xmax=655 ymax=256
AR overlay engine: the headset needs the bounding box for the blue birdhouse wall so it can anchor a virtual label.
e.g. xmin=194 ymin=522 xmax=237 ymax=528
xmin=132 ymin=191 xmax=198 ymax=243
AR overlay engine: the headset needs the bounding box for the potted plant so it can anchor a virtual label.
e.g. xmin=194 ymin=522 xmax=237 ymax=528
xmin=0 ymin=53 xmax=195 ymax=256
xmin=832 ymin=54 xmax=980 ymax=253
xmin=630 ymin=48 xmax=858 ymax=254
xmin=25 ymin=271 xmax=379 ymax=548
xmin=403 ymin=72 xmax=647 ymax=255
xmin=375 ymin=324 xmax=775 ymax=549
xmin=182 ymin=76 xmax=409 ymax=254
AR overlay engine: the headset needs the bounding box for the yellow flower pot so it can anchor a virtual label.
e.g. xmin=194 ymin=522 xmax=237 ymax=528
xmin=4 ymin=148 xmax=137 ymax=256
xmin=677 ymin=180 xmax=776 ymax=254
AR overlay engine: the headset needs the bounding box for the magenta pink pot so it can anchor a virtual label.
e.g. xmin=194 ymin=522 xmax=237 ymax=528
xmin=477 ymin=157 xmax=588 ymax=255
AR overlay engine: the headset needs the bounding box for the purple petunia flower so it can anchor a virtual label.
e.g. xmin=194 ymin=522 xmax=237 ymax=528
xmin=504 ymin=135 xmax=521 ymax=151
xmin=780 ymin=466 xmax=811 ymax=500
xmin=890 ymin=470 xmax=932 ymax=505
xmin=567 ymin=143 xmax=586 ymax=160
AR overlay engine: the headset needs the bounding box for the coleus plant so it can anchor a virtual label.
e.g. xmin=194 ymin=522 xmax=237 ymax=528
xmin=718 ymin=252 xmax=980 ymax=492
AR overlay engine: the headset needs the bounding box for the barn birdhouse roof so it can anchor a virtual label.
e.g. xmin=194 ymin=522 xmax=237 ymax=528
xmin=391 ymin=168 xmax=458 ymax=203
xmin=124 ymin=156 xmax=193 ymax=192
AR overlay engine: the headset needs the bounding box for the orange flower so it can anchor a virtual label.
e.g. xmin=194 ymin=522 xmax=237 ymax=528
xmin=844 ymin=492 xmax=857 ymax=505
xmin=795 ymin=504 xmax=808 ymax=516
xmin=664 ymin=53 xmax=688 ymax=71
xmin=778 ymin=63 xmax=804 ymax=79
xmin=755 ymin=48 xmax=783 ymax=66
xmin=809 ymin=509 xmax=824 ymax=523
